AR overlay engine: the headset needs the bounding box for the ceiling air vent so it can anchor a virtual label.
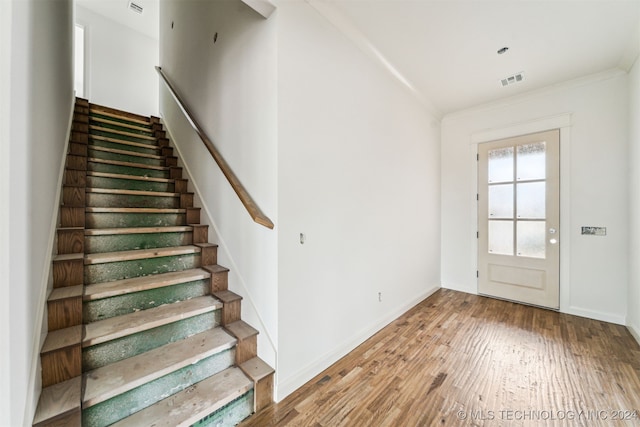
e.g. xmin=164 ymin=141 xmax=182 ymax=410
xmin=128 ymin=1 xmax=143 ymax=14
xmin=500 ymin=72 xmax=524 ymax=87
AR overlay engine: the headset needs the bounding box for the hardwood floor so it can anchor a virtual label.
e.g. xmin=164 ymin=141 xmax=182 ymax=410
xmin=241 ymin=289 xmax=640 ymax=427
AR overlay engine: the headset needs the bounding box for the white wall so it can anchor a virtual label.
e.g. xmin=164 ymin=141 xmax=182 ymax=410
xmin=441 ymin=70 xmax=629 ymax=325
xmin=159 ymin=0 xmax=279 ymax=367
xmin=2 ymin=0 xmax=75 ymax=425
xmin=76 ymin=5 xmax=158 ymax=116
xmin=276 ymin=1 xmax=441 ymax=399
xmin=628 ymin=58 xmax=640 ymax=343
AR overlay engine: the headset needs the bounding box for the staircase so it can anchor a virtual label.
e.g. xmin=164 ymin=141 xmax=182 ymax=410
xmin=33 ymin=98 xmax=274 ymax=427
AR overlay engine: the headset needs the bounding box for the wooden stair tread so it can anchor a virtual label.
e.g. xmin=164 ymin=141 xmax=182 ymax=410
xmin=33 ymin=376 xmax=82 ymax=426
xmin=83 ymin=327 xmax=236 ymax=407
xmin=49 ymin=285 xmax=83 ymax=302
xmin=84 ymin=268 xmax=211 ymax=300
xmin=87 ymin=171 xmax=173 ymax=184
xmin=225 ymin=320 xmax=259 ymax=341
xmin=90 ymin=116 xmax=152 ymax=133
xmin=90 ymin=125 xmax=156 ymax=141
xmin=90 ymin=134 xmax=161 ymax=151
xmin=88 ymin=157 xmax=168 ymax=171
xmin=84 ymin=245 xmax=201 ymax=265
xmin=41 ymin=325 xmax=83 ymax=354
xmin=90 ymin=106 xmax=150 ymax=125
xmin=86 ymin=187 xmax=179 ymax=197
xmin=212 ymin=290 xmax=242 ymax=304
xmin=85 ymin=226 xmax=192 ymax=236
xmin=83 ymin=296 xmax=222 ymax=347
xmin=53 ymin=253 xmax=84 ymax=262
xmin=86 ymin=207 xmax=186 ymax=214
xmin=89 ymin=145 xmax=163 ymax=160
xmin=239 ymin=357 xmax=275 ymax=382
xmin=202 ymin=264 xmax=230 ymax=275
xmin=110 ymin=367 xmax=253 ymax=427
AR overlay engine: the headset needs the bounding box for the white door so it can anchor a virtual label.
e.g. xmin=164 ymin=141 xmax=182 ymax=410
xmin=478 ymin=129 xmax=560 ymax=309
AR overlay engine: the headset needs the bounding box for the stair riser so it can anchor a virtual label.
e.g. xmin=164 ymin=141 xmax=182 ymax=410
xmin=84 ymin=279 xmax=209 ymax=322
xmin=85 ymin=253 xmax=200 ymax=285
xmin=88 ymin=162 xmax=169 ymax=179
xmin=88 ymin=149 xmax=164 ymax=167
xmin=90 ymin=139 xmax=159 ymax=156
xmin=86 ymin=212 xmax=187 ymax=228
xmin=192 ymin=391 xmax=254 ymax=427
xmin=86 ymin=193 xmax=179 ymax=209
xmin=85 ymin=231 xmax=192 ymax=253
xmin=87 ymin=176 xmax=174 ymax=193
xmin=89 ymin=120 xmax=153 ymax=137
xmin=83 ymin=311 xmax=221 ymax=371
xmin=82 ymin=349 xmax=236 ymax=427
xmin=91 ymin=129 xmax=156 ymax=146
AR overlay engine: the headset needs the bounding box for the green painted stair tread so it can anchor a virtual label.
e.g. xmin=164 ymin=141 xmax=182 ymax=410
xmin=87 ymin=171 xmax=174 ymax=184
xmin=86 ymin=187 xmax=179 ymax=198
xmin=88 ymin=145 xmax=163 ymax=161
xmin=86 ymin=207 xmax=185 ymax=213
xmin=85 ymin=208 xmax=188 ymax=228
xmin=83 ymin=327 xmax=236 ymax=407
xmin=88 ymin=157 xmax=169 ymax=172
xmin=84 ymin=245 xmax=200 ymax=265
xmin=85 ymin=226 xmax=192 ymax=236
xmin=239 ymin=357 xmax=275 ymax=383
xmin=110 ymin=367 xmax=253 ymax=427
xmin=88 ymin=149 xmax=165 ymax=167
xmin=88 ymin=160 xmax=170 ymax=180
xmin=90 ymin=134 xmax=161 ymax=152
xmin=89 ymin=125 xmax=156 ymax=141
xmin=84 ymin=268 xmax=210 ymax=300
xmin=33 ymin=376 xmax=82 ymax=426
xmin=86 ymin=175 xmax=174 ymax=193
xmin=82 ymin=295 xmax=222 ymax=347
xmin=89 ymin=107 xmax=150 ymax=126
xmin=90 ymin=117 xmax=153 ymax=134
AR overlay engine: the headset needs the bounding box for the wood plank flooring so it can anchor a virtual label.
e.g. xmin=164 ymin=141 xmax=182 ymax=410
xmin=242 ymin=289 xmax=640 ymax=427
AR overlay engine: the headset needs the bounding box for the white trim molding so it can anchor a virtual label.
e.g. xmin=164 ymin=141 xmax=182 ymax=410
xmin=276 ymin=285 xmax=440 ymax=401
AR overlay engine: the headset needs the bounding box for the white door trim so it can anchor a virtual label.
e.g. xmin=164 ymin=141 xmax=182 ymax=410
xmin=468 ymin=113 xmax=572 ymax=313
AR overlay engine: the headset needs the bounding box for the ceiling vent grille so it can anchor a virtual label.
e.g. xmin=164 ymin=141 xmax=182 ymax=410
xmin=500 ymin=72 xmax=524 ymax=87
xmin=128 ymin=1 xmax=143 ymax=14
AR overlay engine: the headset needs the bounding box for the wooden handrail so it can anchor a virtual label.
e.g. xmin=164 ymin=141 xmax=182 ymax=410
xmin=155 ymin=66 xmax=274 ymax=229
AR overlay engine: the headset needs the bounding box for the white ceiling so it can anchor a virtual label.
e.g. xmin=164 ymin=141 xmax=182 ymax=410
xmin=76 ymin=0 xmax=159 ymax=40
xmin=314 ymin=0 xmax=640 ymax=115
xmin=74 ymin=0 xmax=640 ymax=115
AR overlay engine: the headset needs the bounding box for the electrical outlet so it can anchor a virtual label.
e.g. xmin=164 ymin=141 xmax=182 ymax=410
xmin=378 ymin=292 xmax=382 ymax=302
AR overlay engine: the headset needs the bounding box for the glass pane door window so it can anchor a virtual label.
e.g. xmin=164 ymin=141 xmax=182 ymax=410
xmin=487 ymin=141 xmax=546 ymax=259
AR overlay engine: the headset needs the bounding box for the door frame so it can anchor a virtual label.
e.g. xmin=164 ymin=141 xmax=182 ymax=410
xmin=469 ymin=114 xmax=572 ymax=311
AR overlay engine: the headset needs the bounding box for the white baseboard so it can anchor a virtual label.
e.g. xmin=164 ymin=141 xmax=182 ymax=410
xmin=276 ymin=285 xmax=440 ymax=401
xmin=24 ymin=95 xmax=76 ymax=425
xmin=627 ymin=322 xmax=640 ymax=347
xmin=564 ymin=306 xmax=626 ymax=326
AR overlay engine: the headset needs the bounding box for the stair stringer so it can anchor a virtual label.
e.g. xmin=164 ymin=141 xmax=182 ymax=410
xmin=159 ymin=116 xmax=278 ymax=372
